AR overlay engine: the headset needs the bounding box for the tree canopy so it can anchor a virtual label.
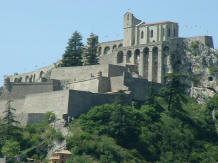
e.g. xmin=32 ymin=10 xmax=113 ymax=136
xmin=83 ymin=33 xmax=99 ymax=65
xmin=60 ymin=31 xmax=84 ymax=67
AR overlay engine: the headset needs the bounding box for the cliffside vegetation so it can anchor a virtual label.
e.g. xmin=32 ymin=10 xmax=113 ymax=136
xmin=0 ymin=107 xmax=63 ymax=163
xmin=65 ymin=74 xmax=218 ymax=162
xmin=0 ymin=74 xmax=218 ymax=162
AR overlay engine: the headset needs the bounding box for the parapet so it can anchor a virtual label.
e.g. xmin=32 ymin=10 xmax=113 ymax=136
xmin=186 ymin=36 xmax=214 ymax=48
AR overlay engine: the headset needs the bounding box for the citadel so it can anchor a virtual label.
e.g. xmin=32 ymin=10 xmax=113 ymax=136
xmin=0 ymin=12 xmax=217 ymax=125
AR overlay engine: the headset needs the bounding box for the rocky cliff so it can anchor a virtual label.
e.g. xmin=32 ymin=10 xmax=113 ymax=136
xmin=171 ymin=39 xmax=218 ymax=103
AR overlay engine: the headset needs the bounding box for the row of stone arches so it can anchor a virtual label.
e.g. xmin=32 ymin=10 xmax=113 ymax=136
xmin=116 ymin=46 xmax=170 ymax=82
xmin=98 ymin=43 xmax=123 ymax=55
xmin=117 ymin=49 xmax=141 ymax=64
xmin=14 ymin=71 xmax=45 ymax=83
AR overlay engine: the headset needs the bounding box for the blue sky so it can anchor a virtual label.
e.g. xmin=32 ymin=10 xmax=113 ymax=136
xmin=0 ymin=0 xmax=218 ymax=86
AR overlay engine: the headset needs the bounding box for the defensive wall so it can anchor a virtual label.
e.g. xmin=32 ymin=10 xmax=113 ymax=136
xmin=69 ymin=76 xmax=111 ymax=93
xmin=50 ymin=64 xmax=126 ymax=82
xmin=0 ymin=89 xmax=132 ymax=125
xmin=4 ymin=62 xmax=58 ymax=83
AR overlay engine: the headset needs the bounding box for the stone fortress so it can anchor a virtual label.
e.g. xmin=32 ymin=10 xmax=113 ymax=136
xmin=0 ymin=12 xmax=217 ymax=125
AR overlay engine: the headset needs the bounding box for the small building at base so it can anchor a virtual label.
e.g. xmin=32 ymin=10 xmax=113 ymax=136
xmin=49 ymin=150 xmax=72 ymax=163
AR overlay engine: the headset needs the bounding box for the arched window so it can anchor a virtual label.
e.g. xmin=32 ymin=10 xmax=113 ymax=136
xmin=14 ymin=78 xmax=19 ymax=83
xmin=25 ymin=76 xmax=29 ymax=82
xmin=134 ymin=49 xmax=140 ymax=64
xmin=118 ymin=44 xmax=123 ymax=48
xmin=163 ymin=46 xmax=170 ymax=74
xmin=19 ymin=77 xmax=22 ymax=82
xmin=112 ymin=45 xmax=117 ymax=51
xmin=143 ymin=47 xmax=149 ymax=79
xmin=40 ymin=71 xmax=44 ymax=78
xmin=168 ymin=28 xmax=171 ymax=37
xmin=104 ymin=47 xmax=110 ymax=55
xmin=126 ymin=50 xmax=132 ymax=63
xmin=152 ymin=47 xmax=158 ymax=82
xmin=150 ymin=30 xmax=153 ymax=38
xmin=141 ymin=31 xmax=144 ymax=39
xmin=117 ymin=51 xmax=124 ymax=63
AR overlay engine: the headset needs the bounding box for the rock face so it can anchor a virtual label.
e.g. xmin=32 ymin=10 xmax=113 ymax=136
xmin=172 ymin=39 xmax=218 ymax=103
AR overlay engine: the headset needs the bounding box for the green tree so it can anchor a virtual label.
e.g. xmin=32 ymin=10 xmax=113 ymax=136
xmin=83 ymin=33 xmax=99 ymax=65
xmin=60 ymin=31 xmax=84 ymax=67
xmin=0 ymin=100 xmax=21 ymax=141
xmin=206 ymin=95 xmax=218 ymax=132
xmin=145 ymin=82 xmax=164 ymax=112
xmin=160 ymin=73 xmax=187 ymax=111
xmin=1 ymin=139 xmax=20 ymax=157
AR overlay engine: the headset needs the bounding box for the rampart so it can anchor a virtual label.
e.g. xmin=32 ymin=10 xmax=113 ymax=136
xmin=50 ymin=64 xmax=126 ymax=82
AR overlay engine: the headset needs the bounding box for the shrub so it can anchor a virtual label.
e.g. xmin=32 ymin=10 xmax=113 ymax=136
xmin=209 ymin=67 xmax=217 ymax=76
xmin=191 ymin=41 xmax=199 ymax=49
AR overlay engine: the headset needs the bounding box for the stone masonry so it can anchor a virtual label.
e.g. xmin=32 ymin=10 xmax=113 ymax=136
xmin=0 ymin=12 xmax=217 ymax=125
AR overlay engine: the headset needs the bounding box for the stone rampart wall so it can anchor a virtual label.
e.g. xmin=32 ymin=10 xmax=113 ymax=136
xmin=0 ymin=82 xmax=56 ymax=100
xmin=185 ymin=36 xmax=214 ymax=48
xmin=50 ymin=64 xmax=110 ymax=82
xmin=67 ymin=90 xmax=132 ymax=117
xmin=21 ymin=90 xmax=69 ymax=119
xmin=4 ymin=63 xmax=57 ymax=83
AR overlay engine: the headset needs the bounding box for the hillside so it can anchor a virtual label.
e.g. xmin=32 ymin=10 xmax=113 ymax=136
xmin=0 ymin=78 xmax=218 ymax=162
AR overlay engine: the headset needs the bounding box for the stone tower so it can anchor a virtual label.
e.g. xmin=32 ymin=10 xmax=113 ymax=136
xmin=123 ymin=12 xmax=141 ymax=47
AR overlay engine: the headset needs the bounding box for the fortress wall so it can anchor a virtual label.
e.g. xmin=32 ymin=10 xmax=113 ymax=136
xmin=21 ymin=90 xmax=69 ymax=119
xmin=0 ymin=82 xmax=55 ymax=100
xmin=98 ymin=77 xmax=111 ymax=93
xmin=110 ymin=76 xmax=128 ymax=92
xmin=108 ymin=64 xmax=127 ymax=77
xmin=67 ymin=90 xmax=132 ymax=117
xmin=15 ymin=113 xmax=46 ymax=126
xmin=185 ymin=36 xmax=214 ymax=48
xmin=69 ymin=78 xmax=100 ymax=93
xmin=50 ymin=64 xmax=110 ymax=81
xmin=5 ymin=63 xmax=57 ymax=83
xmin=27 ymin=113 xmax=47 ymax=124
xmin=99 ymin=53 xmax=116 ymax=65
xmin=124 ymin=76 xmax=149 ymax=101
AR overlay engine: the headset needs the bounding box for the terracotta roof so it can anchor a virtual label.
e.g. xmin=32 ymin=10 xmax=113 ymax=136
xmin=140 ymin=21 xmax=177 ymax=26
xmin=54 ymin=150 xmax=72 ymax=155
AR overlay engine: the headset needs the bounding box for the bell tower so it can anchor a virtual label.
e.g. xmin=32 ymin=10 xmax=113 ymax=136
xmin=123 ymin=12 xmax=141 ymax=47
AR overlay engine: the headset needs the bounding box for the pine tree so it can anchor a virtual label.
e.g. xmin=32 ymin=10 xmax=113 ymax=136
xmin=0 ymin=100 xmax=20 ymax=141
xmin=160 ymin=73 xmax=187 ymax=111
xmin=60 ymin=31 xmax=84 ymax=67
xmin=83 ymin=33 xmax=99 ymax=65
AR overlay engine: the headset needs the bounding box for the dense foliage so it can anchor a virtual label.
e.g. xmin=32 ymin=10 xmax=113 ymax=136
xmin=66 ymin=95 xmax=218 ymax=162
xmin=65 ymin=76 xmax=218 ymax=162
xmin=0 ymin=108 xmax=63 ymax=162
